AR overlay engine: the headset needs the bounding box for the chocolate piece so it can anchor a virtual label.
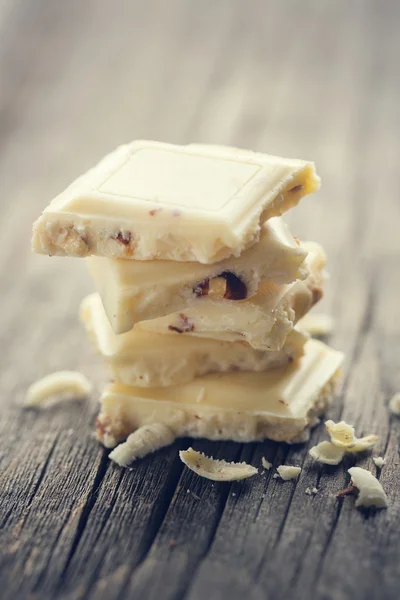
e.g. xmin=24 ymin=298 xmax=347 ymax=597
xmin=32 ymin=140 xmax=320 ymax=263
xmin=95 ymin=339 xmax=344 ymax=449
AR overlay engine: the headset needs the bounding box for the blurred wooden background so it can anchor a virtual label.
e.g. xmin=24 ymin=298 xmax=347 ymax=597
xmin=1 ymin=1 xmax=400 ymax=599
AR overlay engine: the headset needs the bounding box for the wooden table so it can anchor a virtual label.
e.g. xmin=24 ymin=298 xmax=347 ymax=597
xmin=1 ymin=1 xmax=400 ymax=598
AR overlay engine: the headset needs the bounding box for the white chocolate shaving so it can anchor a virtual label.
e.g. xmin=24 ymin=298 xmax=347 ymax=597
xmin=346 ymin=434 xmax=379 ymax=452
xmin=179 ymin=448 xmax=257 ymax=481
xmin=261 ymin=457 xmax=272 ymax=470
xmin=373 ymin=457 xmax=385 ymax=468
xmin=109 ymin=423 xmax=175 ymax=466
xmin=348 ymin=467 xmax=388 ymax=508
xmin=325 ymin=420 xmax=378 ymax=453
xmin=325 ymin=420 xmax=356 ymax=447
xmin=389 ymin=392 xmax=400 ymax=415
xmin=297 ymin=313 xmax=334 ymax=336
xmin=309 ymin=441 xmax=345 ymax=465
xmin=25 ymin=371 xmax=92 ymax=407
xmin=276 ymin=465 xmax=301 ymax=481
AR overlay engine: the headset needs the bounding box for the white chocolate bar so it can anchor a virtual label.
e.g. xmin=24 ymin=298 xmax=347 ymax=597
xmin=86 ymin=217 xmax=307 ymax=333
xmin=80 ymin=293 xmax=308 ymax=387
xmin=32 ymin=140 xmax=320 ymax=264
xmin=96 ymin=339 xmax=344 ymax=449
xmin=136 ymin=242 xmax=325 ymax=350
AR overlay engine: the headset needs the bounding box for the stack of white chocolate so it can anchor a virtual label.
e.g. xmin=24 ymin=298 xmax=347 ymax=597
xmin=32 ymin=141 xmax=344 ymax=464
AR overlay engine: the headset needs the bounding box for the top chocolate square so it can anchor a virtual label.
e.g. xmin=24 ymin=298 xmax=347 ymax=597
xmin=32 ymin=140 xmax=320 ymax=263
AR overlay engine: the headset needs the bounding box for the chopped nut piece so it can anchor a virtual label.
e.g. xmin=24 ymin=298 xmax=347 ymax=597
xmin=194 ymin=272 xmax=247 ymax=301
xmin=109 ymin=423 xmax=175 ymax=466
xmin=336 ymin=485 xmax=358 ymax=499
xmin=309 ymin=441 xmax=346 ymax=465
xmin=208 ymin=277 xmax=227 ymax=298
xmin=168 ymin=313 xmax=195 ymax=334
xmin=114 ymin=231 xmax=131 ymax=245
xmin=276 ymin=465 xmax=301 ymax=481
xmin=389 ymin=392 xmax=400 ymax=415
xmin=179 ymin=448 xmax=257 ymax=481
xmin=347 ymin=467 xmax=388 ymax=509
xmin=297 ymin=313 xmax=334 ymax=336
xmin=373 ymin=457 xmax=385 ymax=468
xmin=25 ymin=371 xmax=92 ymax=407
xmin=261 ymin=457 xmax=272 ymax=470
xmin=57 ymin=227 xmax=89 ymax=256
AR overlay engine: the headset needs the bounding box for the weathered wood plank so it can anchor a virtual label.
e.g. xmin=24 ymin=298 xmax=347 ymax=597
xmin=0 ymin=0 xmax=400 ymax=599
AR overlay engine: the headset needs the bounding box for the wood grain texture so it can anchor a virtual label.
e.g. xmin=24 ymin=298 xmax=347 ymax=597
xmin=0 ymin=0 xmax=400 ymax=599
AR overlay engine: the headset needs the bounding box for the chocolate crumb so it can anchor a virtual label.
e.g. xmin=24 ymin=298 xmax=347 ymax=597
xmin=220 ymin=272 xmax=247 ymax=300
xmin=149 ymin=208 xmax=162 ymax=216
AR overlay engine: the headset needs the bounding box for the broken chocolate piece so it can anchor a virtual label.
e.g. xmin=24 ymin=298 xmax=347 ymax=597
xmin=32 ymin=140 xmax=320 ymax=262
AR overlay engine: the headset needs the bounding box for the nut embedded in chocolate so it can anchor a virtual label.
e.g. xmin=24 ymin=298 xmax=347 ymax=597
xmin=193 ymin=271 xmax=247 ymax=301
xmin=114 ymin=231 xmax=131 ymax=245
xmin=168 ymin=313 xmax=195 ymax=334
xmin=220 ymin=271 xmax=247 ymax=300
